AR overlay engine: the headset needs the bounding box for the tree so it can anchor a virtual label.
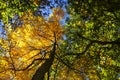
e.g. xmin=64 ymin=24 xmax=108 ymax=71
xmin=53 ymin=0 xmax=120 ymax=80
xmin=0 ymin=0 xmax=43 ymax=23
xmin=0 ymin=7 xmax=64 ymax=79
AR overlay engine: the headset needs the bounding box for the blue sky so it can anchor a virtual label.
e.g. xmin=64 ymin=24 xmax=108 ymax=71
xmin=36 ymin=0 xmax=69 ymax=25
xmin=0 ymin=20 xmax=6 ymax=38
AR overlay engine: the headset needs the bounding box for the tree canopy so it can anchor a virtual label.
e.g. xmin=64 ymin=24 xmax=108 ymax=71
xmin=0 ymin=0 xmax=120 ymax=80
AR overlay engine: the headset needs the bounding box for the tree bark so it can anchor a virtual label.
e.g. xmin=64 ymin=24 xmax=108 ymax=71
xmin=32 ymin=43 xmax=56 ymax=80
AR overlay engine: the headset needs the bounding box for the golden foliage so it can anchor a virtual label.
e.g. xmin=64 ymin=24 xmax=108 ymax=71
xmin=49 ymin=7 xmax=65 ymax=21
xmin=0 ymin=8 xmax=64 ymax=79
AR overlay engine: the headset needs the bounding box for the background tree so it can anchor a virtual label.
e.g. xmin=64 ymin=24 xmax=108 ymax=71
xmin=0 ymin=0 xmax=42 ymax=23
xmin=53 ymin=0 xmax=120 ymax=80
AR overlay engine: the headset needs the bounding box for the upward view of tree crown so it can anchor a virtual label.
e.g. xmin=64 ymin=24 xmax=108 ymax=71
xmin=0 ymin=0 xmax=120 ymax=80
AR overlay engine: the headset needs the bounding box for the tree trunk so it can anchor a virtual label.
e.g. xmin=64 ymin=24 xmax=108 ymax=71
xmin=32 ymin=43 xmax=56 ymax=80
